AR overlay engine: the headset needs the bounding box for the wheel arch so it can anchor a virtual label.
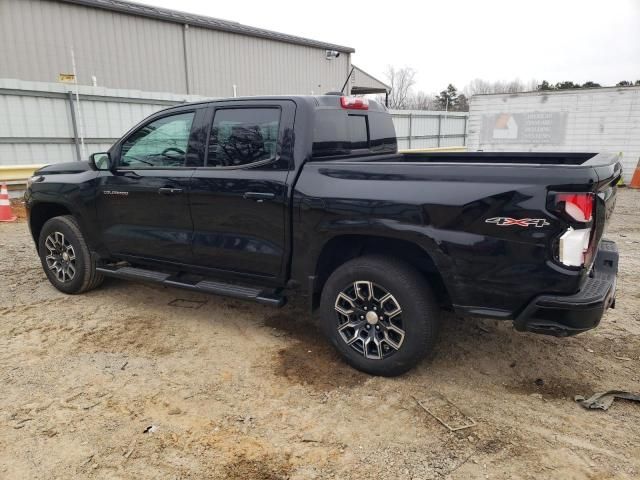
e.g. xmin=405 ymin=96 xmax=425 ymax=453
xmin=310 ymin=234 xmax=451 ymax=311
xmin=29 ymin=202 xmax=73 ymax=251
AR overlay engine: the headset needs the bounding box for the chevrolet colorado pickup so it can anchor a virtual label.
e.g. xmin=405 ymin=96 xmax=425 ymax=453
xmin=25 ymin=95 xmax=621 ymax=376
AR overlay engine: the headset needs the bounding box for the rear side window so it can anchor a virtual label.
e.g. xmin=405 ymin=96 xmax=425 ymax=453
xmin=207 ymin=108 xmax=280 ymax=167
xmin=348 ymin=115 xmax=369 ymax=150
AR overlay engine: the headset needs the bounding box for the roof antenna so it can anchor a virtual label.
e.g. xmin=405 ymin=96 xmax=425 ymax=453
xmin=340 ymin=66 xmax=355 ymax=94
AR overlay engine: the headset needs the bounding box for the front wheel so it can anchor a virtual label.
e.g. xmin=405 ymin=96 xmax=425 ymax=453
xmin=320 ymin=255 xmax=440 ymax=376
xmin=38 ymin=215 xmax=103 ymax=294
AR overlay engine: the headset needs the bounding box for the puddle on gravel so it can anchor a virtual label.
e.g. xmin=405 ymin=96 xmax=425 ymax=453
xmin=264 ymin=312 xmax=366 ymax=392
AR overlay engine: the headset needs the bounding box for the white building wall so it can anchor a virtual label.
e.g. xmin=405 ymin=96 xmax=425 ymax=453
xmin=0 ymin=0 xmax=352 ymax=98
xmin=0 ymin=80 xmax=467 ymax=167
xmin=0 ymin=0 xmax=188 ymax=94
xmin=467 ymin=87 xmax=640 ymax=181
xmin=0 ymin=79 xmax=209 ymax=165
xmin=187 ymin=26 xmax=349 ymax=97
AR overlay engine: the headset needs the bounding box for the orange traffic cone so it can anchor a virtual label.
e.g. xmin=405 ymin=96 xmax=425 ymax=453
xmin=0 ymin=182 xmax=17 ymax=222
xmin=630 ymin=158 xmax=640 ymax=189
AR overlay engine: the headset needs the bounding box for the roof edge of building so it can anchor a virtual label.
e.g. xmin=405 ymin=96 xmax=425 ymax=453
xmin=352 ymin=65 xmax=391 ymax=91
xmin=471 ymin=85 xmax=640 ymax=98
xmin=58 ymin=0 xmax=356 ymax=53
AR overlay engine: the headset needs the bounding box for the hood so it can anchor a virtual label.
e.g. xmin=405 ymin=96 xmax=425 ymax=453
xmin=36 ymin=161 xmax=92 ymax=175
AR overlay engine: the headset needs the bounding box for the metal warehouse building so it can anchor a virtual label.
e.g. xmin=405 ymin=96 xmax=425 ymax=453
xmin=0 ymin=0 xmax=388 ymax=97
xmin=0 ymin=0 xmax=393 ymax=174
xmin=467 ymin=87 xmax=640 ymax=182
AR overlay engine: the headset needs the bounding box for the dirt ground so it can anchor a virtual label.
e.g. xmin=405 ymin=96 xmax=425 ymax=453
xmin=1 ymin=190 xmax=639 ymax=480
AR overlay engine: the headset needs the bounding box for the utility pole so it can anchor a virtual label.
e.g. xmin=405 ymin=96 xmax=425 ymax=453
xmin=70 ymin=47 xmax=87 ymax=159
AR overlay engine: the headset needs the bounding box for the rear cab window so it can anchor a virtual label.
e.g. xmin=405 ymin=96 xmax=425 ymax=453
xmin=312 ymin=101 xmax=397 ymax=159
xmin=347 ymin=115 xmax=369 ymax=150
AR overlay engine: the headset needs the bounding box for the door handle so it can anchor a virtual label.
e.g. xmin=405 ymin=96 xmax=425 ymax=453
xmin=158 ymin=187 xmax=184 ymax=195
xmin=243 ymin=192 xmax=276 ymax=202
xmin=301 ymin=197 xmax=326 ymax=210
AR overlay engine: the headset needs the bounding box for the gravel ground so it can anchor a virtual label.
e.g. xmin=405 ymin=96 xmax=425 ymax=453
xmin=1 ymin=189 xmax=639 ymax=479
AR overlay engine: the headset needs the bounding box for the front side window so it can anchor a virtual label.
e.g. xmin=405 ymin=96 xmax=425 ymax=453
xmin=120 ymin=112 xmax=195 ymax=168
xmin=207 ymin=108 xmax=280 ymax=167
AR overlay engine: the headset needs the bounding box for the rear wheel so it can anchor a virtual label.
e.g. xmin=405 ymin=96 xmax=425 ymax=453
xmin=38 ymin=215 xmax=103 ymax=294
xmin=320 ymin=255 xmax=440 ymax=376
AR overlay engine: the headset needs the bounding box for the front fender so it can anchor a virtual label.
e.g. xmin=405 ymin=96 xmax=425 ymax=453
xmin=27 ymin=170 xmax=102 ymax=252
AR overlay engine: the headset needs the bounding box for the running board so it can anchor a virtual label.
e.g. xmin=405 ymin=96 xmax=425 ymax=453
xmin=96 ymin=266 xmax=286 ymax=307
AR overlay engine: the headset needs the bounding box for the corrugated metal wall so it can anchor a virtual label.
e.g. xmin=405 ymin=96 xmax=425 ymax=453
xmin=187 ymin=27 xmax=349 ymax=97
xmin=0 ymin=0 xmax=188 ymax=93
xmin=390 ymin=110 xmax=468 ymax=150
xmin=467 ymin=87 xmax=640 ymax=181
xmin=0 ymin=0 xmax=350 ymax=97
xmin=0 ymin=80 xmax=468 ymax=167
xmin=0 ymin=79 xmax=208 ymax=165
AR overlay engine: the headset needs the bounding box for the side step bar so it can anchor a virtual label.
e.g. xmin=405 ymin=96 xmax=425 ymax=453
xmin=96 ymin=266 xmax=286 ymax=307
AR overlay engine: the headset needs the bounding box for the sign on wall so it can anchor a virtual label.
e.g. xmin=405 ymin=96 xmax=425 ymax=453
xmin=58 ymin=73 xmax=76 ymax=83
xmin=481 ymin=112 xmax=567 ymax=144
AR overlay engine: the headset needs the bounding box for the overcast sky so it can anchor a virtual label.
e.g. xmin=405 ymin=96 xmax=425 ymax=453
xmin=142 ymin=0 xmax=639 ymax=93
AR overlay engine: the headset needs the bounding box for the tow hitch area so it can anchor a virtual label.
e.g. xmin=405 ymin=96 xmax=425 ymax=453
xmin=514 ymin=240 xmax=618 ymax=337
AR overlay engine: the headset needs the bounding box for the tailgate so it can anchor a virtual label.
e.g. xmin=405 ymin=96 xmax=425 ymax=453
xmin=592 ymin=155 xmax=622 ymax=247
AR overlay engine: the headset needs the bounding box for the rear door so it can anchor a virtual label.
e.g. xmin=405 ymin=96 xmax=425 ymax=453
xmin=96 ymin=107 xmax=207 ymax=264
xmin=189 ymin=100 xmax=295 ymax=281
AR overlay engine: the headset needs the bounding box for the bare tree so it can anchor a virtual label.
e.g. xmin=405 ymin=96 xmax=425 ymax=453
xmin=463 ymin=78 xmax=494 ymax=96
xmin=407 ymin=91 xmax=437 ymax=110
xmin=504 ymin=79 xmax=525 ymax=93
xmin=384 ymin=66 xmax=416 ymax=109
xmin=464 ymin=78 xmax=538 ymax=97
xmin=380 ymin=67 xmax=528 ymax=112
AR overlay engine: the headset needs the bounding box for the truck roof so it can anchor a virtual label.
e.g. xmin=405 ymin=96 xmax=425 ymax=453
xmin=161 ymin=95 xmax=388 ymax=113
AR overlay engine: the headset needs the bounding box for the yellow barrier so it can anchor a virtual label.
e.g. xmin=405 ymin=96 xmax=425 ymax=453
xmin=400 ymin=146 xmax=467 ymax=153
xmin=0 ymin=165 xmax=45 ymax=184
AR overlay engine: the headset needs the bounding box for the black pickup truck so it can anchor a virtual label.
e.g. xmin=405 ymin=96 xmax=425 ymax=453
xmin=25 ymin=95 xmax=621 ymax=376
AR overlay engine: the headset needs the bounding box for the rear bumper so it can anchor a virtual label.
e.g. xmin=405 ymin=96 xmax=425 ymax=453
xmin=514 ymin=240 xmax=618 ymax=337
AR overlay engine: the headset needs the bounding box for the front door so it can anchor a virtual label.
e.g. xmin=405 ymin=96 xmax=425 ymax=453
xmin=189 ymin=101 xmax=295 ymax=281
xmin=96 ymin=109 xmax=204 ymax=264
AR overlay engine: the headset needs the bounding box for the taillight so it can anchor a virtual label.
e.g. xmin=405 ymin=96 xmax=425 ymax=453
xmin=552 ymin=192 xmax=596 ymax=267
xmin=340 ymin=96 xmax=369 ymax=110
xmin=556 ymin=193 xmax=594 ymax=222
xmin=559 ymin=228 xmax=591 ymax=267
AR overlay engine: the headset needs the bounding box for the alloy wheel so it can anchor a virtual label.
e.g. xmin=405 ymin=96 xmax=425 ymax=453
xmin=334 ymin=281 xmax=405 ymax=359
xmin=44 ymin=231 xmax=77 ymax=283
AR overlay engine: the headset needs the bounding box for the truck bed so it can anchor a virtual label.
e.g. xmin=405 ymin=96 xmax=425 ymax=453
xmin=336 ymin=151 xmax=620 ymax=167
xmin=398 ymin=151 xmax=599 ymax=165
xmin=317 ymin=151 xmax=621 ymax=168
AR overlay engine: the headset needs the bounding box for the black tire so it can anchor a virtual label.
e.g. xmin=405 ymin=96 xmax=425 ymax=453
xmin=38 ymin=215 xmax=104 ymax=294
xmin=320 ymin=255 xmax=440 ymax=376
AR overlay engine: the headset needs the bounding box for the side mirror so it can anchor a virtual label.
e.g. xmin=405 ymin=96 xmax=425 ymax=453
xmin=89 ymin=152 xmax=113 ymax=172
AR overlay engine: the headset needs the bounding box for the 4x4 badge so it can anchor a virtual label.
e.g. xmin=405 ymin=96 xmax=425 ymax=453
xmin=486 ymin=217 xmax=550 ymax=227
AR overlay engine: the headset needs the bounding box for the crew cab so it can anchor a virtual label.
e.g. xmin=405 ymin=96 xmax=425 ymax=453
xmin=25 ymin=95 xmax=621 ymax=376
